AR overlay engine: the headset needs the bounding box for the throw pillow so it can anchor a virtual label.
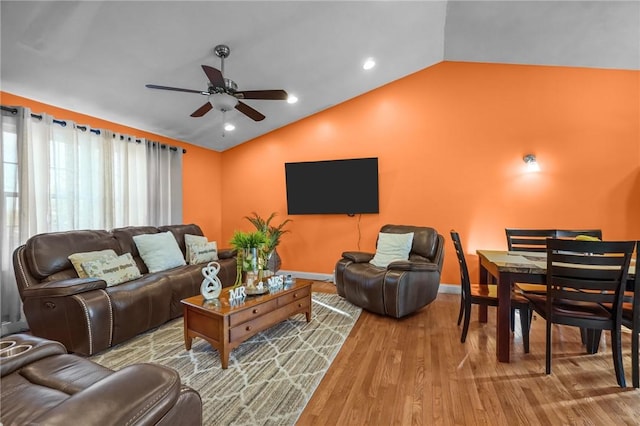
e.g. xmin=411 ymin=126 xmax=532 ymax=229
xmin=369 ymin=232 xmax=415 ymax=268
xmin=133 ymin=231 xmax=186 ymax=273
xmin=69 ymin=249 xmax=118 ymax=278
xmin=189 ymin=241 xmax=219 ymax=264
xmin=185 ymin=234 xmax=208 ymax=262
xmin=81 ymin=253 xmax=142 ymax=287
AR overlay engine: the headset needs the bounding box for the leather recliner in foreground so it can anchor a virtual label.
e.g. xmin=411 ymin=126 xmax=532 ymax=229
xmin=335 ymin=224 xmax=445 ymax=318
xmin=0 ymin=333 xmax=202 ymax=425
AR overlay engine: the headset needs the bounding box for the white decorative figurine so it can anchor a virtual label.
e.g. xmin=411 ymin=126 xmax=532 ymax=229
xmin=200 ymin=262 xmax=222 ymax=300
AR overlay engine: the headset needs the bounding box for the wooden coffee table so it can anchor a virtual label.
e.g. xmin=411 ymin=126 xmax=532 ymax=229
xmin=181 ymin=278 xmax=313 ymax=368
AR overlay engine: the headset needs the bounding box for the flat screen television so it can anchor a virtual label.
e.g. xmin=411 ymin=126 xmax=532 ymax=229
xmin=285 ymin=157 xmax=379 ymax=215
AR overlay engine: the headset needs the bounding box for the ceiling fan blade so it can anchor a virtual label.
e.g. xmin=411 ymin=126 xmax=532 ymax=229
xmin=234 ymin=90 xmax=288 ymax=100
xmin=146 ymin=84 xmax=205 ymax=95
xmin=190 ymin=102 xmax=213 ymax=117
xmin=235 ymin=101 xmax=265 ymax=121
xmin=202 ymin=65 xmax=225 ymax=88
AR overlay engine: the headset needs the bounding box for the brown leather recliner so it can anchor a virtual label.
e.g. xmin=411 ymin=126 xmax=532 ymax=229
xmin=0 ymin=333 xmax=202 ymax=425
xmin=335 ymin=224 xmax=445 ymax=318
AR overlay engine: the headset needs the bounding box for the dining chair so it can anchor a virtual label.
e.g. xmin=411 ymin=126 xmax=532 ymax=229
xmin=505 ymin=228 xmax=556 ymax=252
xmin=513 ymin=228 xmax=603 ymax=295
xmin=621 ymin=242 xmax=639 ymax=387
xmin=521 ymin=238 xmax=635 ymax=387
xmin=451 ymin=230 xmax=531 ymax=352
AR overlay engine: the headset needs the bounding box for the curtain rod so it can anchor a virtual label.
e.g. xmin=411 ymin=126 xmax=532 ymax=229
xmin=1 ymin=105 xmax=187 ymax=154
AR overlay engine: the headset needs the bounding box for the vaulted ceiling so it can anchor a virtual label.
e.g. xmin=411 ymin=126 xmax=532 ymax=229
xmin=1 ymin=1 xmax=638 ymax=151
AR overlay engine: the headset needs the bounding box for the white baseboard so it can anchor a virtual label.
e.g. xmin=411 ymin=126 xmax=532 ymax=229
xmin=278 ymin=270 xmax=334 ymax=283
xmin=438 ymin=283 xmax=461 ymax=294
xmin=280 ymin=270 xmax=460 ymax=293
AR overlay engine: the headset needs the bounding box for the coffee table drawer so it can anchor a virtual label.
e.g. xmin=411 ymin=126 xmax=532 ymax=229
xmin=229 ymin=299 xmax=278 ymax=326
xmin=229 ymin=298 xmax=311 ymax=342
xmin=277 ymin=287 xmax=310 ymax=307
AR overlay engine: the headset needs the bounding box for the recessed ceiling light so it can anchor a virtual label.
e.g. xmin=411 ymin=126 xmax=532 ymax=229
xmin=287 ymin=94 xmax=298 ymax=104
xmin=224 ymin=123 xmax=235 ymax=131
xmin=363 ymin=58 xmax=376 ymax=70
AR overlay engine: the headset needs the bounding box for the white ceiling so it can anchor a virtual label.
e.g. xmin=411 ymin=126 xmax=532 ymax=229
xmin=1 ymin=1 xmax=638 ymax=152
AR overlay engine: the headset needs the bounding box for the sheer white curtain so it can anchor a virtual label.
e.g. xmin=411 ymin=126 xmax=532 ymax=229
xmin=146 ymin=140 xmax=183 ymax=226
xmin=1 ymin=107 xmax=181 ymax=335
xmin=105 ymin=132 xmax=148 ymax=228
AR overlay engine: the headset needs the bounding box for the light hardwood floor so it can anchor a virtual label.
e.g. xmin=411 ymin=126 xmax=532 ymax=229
xmin=298 ymin=282 xmax=640 ymax=425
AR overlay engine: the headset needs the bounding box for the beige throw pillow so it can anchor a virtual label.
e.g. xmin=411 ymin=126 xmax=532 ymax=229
xmin=69 ymin=249 xmax=118 ymax=278
xmin=185 ymin=234 xmax=208 ymax=262
xmin=133 ymin=232 xmax=186 ymax=273
xmin=189 ymin=241 xmax=219 ymax=264
xmin=81 ymin=253 xmax=142 ymax=287
xmin=369 ymin=232 xmax=414 ymax=268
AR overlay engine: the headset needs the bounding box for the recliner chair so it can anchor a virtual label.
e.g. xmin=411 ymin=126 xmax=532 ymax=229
xmin=335 ymin=224 xmax=444 ymax=318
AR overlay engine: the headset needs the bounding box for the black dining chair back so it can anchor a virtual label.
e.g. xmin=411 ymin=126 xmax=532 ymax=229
xmin=505 ymin=229 xmax=556 ymax=252
xmin=522 ymin=238 xmax=635 ymax=387
xmin=451 ymin=230 xmax=531 ymax=352
xmin=622 ymin=241 xmax=639 ymax=387
xmin=506 ymin=229 xmax=603 ymax=253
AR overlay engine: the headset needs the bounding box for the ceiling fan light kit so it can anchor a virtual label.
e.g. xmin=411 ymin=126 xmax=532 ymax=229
xmin=212 ymin=92 xmax=238 ymax=111
xmin=145 ymin=44 xmax=288 ymax=123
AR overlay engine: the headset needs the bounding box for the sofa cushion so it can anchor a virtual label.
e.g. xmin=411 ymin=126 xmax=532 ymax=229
xmin=189 ymin=241 xmax=219 ymax=265
xmin=81 ymin=253 xmax=142 ymax=287
xmin=133 ymin=232 xmax=186 ymax=273
xmin=111 ymin=226 xmax=160 ymax=274
xmin=370 ymin=232 xmax=414 ymax=268
xmin=380 ymin=224 xmax=440 ymax=262
xmin=68 ymin=249 xmax=118 ymax=278
xmin=106 ymin=275 xmax=172 ymax=345
xmin=21 ymin=354 xmax=113 ymax=394
xmin=159 ymin=224 xmax=204 ymax=257
xmin=185 ymin=234 xmax=208 ymax=262
xmin=24 ymin=230 xmax=120 ymax=281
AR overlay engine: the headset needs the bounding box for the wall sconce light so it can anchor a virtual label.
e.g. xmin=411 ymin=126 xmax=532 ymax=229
xmin=523 ymin=154 xmax=540 ymax=172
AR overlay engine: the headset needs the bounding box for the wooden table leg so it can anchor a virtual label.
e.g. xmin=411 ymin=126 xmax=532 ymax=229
xmin=496 ymin=271 xmax=512 ymax=363
xmin=305 ymin=301 xmax=312 ymax=322
xmin=478 ymin=262 xmax=489 ymax=323
xmin=183 ymin=315 xmax=192 ymax=350
xmin=221 ymin=346 xmax=230 ymax=369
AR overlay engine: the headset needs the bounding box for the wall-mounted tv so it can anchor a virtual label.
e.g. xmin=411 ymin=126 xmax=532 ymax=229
xmin=285 ymin=157 xmax=379 ymax=215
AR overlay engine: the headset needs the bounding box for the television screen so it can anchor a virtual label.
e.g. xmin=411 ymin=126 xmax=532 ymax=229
xmin=285 ymin=157 xmax=379 ymax=215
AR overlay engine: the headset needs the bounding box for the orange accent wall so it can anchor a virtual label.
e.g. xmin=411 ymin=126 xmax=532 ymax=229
xmin=4 ymin=61 xmax=639 ymax=285
xmin=220 ymin=61 xmax=640 ymax=284
xmin=0 ymin=91 xmax=224 ymax=241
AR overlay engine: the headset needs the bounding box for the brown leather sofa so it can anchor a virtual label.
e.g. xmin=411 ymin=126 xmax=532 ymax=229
xmin=335 ymin=224 xmax=445 ymax=318
xmin=1 ymin=333 xmax=202 ymax=425
xmin=12 ymin=224 xmax=237 ymax=356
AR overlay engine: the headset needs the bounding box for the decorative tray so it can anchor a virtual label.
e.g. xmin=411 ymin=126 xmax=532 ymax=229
xmin=245 ymin=287 xmax=269 ymax=295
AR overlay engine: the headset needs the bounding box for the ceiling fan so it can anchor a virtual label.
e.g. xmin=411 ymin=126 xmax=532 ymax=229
xmin=145 ymin=44 xmax=288 ymax=121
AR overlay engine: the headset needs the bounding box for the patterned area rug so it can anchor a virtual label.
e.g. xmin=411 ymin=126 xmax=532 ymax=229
xmin=90 ymin=292 xmax=361 ymax=426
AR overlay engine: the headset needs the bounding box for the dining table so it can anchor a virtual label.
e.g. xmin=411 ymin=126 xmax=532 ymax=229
xmin=476 ymin=249 xmax=637 ymax=363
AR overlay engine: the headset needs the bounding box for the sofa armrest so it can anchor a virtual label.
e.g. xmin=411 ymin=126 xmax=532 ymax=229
xmin=33 ymin=363 xmax=186 ymax=426
xmin=341 ymin=251 xmax=374 ymax=263
xmin=218 ymin=248 xmax=237 ymax=259
xmin=387 ymin=261 xmax=441 ymax=272
xmin=21 ymin=278 xmax=106 ymax=299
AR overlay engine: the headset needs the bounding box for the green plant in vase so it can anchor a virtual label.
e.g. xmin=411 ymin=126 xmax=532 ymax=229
xmin=229 ymin=230 xmax=268 ymax=286
xmin=244 ymin=212 xmax=292 ymax=273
